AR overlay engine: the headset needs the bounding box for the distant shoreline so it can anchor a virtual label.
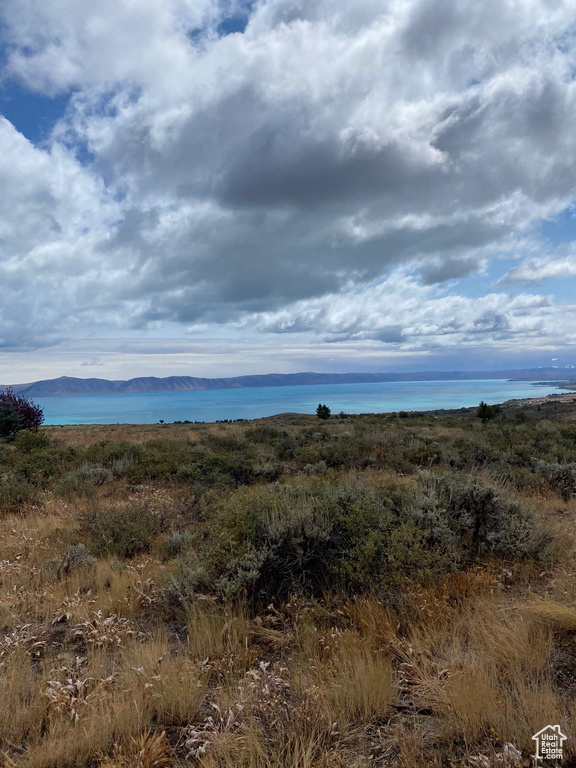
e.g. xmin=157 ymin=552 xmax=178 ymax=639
xmin=30 ymin=379 xmax=565 ymax=426
xmin=39 ymin=389 xmax=576 ymax=432
xmin=502 ymin=390 xmax=576 ymax=408
xmin=4 ymin=368 xmax=576 ymax=398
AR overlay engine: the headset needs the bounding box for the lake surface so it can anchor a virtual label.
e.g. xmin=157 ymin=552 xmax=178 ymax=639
xmin=36 ymin=379 xmax=563 ymax=425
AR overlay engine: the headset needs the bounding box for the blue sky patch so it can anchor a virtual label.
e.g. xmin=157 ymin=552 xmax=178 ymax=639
xmin=0 ymin=79 xmax=70 ymax=145
xmin=218 ymin=14 xmax=250 ymax=36
xmin=540 ymin=206 xmax=576 ymax=244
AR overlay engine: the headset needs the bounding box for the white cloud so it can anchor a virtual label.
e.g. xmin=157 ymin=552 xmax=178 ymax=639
xmin=248 ymin=270 xmax=576 ymax=350
xmin=1 ymin=0 xmax=576 ymax=370
xmin=502 ymin=252 xmax=576 ymax=283
xmin=0 ymin=118 xmax=122 ymax=345
xmin=1 ymin=0 xmax=220 ymax=95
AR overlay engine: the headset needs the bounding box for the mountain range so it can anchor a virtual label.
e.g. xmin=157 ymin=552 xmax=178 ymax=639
xmin=2 ymin=368 xmax=576 ymax=397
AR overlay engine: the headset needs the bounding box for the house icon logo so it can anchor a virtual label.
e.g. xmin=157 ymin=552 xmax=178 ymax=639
xmin=532 ymin=724 xmax=567 ymax=761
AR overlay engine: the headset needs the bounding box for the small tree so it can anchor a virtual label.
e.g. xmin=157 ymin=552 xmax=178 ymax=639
xmin=476 ymin=400 xmax=499 ymax=424
xmin=0 ymin=388 xmax=44 ymax=440
xmin=316 ymin=403 xmax=331 ymax=420
xmin=0 ymin=399 xmax=21 ymax=441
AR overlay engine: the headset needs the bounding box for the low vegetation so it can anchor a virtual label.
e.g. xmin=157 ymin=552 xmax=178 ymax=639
xmin=1 ymin=395 xmax=576 ymax=766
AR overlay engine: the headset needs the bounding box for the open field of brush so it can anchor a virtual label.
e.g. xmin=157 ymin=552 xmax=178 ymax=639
xmin=2 ymin=396 xmax=576 ymax=767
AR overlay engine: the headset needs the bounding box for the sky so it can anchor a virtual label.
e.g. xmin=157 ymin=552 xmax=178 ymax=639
xmin=1 ymin=0 xmax=576 ymax=383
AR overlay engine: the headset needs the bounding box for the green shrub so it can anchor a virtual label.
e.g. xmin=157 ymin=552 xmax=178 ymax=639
xmin=56 ymin=462 xmax=113 ymax=498
xmin=402 ymin=441 xmax=442 ymax=468
xmin=251 ymin=461 xmax=282 ymax=481
xmin=212 ymin=482 xmax=335 ymax=600
xmin=245 ymin=426 xmax=288 ymax=445
xmin=492 ymin=463 xmax=544 ymax=493
xmin=81 ymin=441 xmax=142 ymax=476
xmin=0 ymin=399 xmax=20 ymax=441
xmin=0 ymin=473 xmax=39 ymax=512
xmin=184 ymin=476 xmax=449 ymax=603
xmin=304 ymin=460 xmax=328 ymax=475
xmin=174 ymin=449 xmax=259 ymax=488
xmin=175 ymin=470 xmax=554 ymax=605
xmin=332 ymin=487 xmax=458 ymax=592
xmin=14 ymin=430 xmax=51 ymax=453
xmin=166 ymin=549 xmax=213 ymax=607
xmin=532 ymin=459 xmax=576 ymax=501
xmin=418 ymin=472 xmax=554 ymax=561
xmin=161 ymin=529 xmax=196 ymax=559
xmin=79 ymin=501 xmax=166 ymax=558
xmin=57 ymin=543 xmax=96 ymax=578
xmin=274 ymin=434 xmax=297 ymax=460
xmin=318 ymin=438 xmax=365 ymax=469
xmin=205 ymin=434 xmax=246 ymax=452
xmin=294 ymin=445 xmax=322 ymax=465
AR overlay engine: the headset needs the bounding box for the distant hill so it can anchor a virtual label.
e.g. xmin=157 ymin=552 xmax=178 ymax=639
xmin=2 ymin=368 xmax=576 ymax=397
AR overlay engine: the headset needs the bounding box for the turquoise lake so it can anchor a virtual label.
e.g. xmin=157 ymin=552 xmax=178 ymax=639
xmin=35 ymin=379 xmax=565 ymax=425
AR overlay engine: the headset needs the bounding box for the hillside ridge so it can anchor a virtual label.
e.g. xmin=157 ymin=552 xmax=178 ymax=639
xmin=2 ymin=368 xmax=576 ymax=397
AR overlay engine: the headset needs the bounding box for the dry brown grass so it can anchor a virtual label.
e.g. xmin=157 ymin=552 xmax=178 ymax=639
xmin=4 ymin=415 xmax=576 ymax=767
xmin=396 ymin=595 xmax=575 ymax=756
xmin=1 ymin=583 xmax=570 ymax=768
xmin=317 ymin=632 xmax=394 ymax=727
xmin=186 ymin=601 xmax=251 ymax=659
xmin=0 ymin=633 xmax=207 ymax=768
xmin=100 ymin=729 xmax=173 ymax=768
xmin=527 ymin=596 xmax=576 ymax=631
xmin=43 ymin=423 xmax=204 ymax=447
xmin=42 ymin=419 xmax=277 ymax=448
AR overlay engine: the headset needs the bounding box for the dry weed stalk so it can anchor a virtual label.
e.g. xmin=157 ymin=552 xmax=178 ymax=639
xmin=43 ymin=655 xmax=114 ymax=722
xmin=71 ymin=611 xmax=143 ymax=647
xmin=0 ymin=624 xmax=46 ymax=661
